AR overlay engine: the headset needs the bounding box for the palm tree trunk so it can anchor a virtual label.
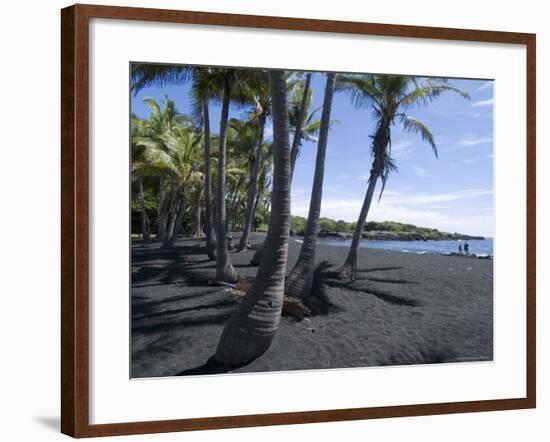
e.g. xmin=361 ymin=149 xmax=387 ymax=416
xmin=192 ymin=187 xmax=204 ymax=238
xmin=226 ymin=177 xmax=242 ymax=232
xmin=215 ymin=73 xmax=238 ymax=283
xmin=166 ymin=206 xmax=176 ymax=240
xmin=163 ymin=186 xmax=177 ymax=240
xmin=285 ymin=73 xmax=336 ymax=298
xmin=290 ymin=72 xmax=312 ymax=179
xmin=252 ymin=182 xmax=262 ymax=225
xmin=202 ymin=96 xmax=217 ymax=260
xmin=157 ymin=175 xmax=166 ymax=242
xmin=249 ymin=243 xmax=263 ymax=266
xmin=237 ymin=114 xmax=266 ymax=252
xmin=248 ymin=74 xmax=311 ymax=263
xmin=215 ymin=70 xmax=292 ymax=368
xmin=163 ymin=191 xmax=185 ymax=247
xmin=157 ymin=194 xmax=170 ymax=243
xmin=137 ymin=171 xmax=150 ymax=241
xmin=338 ymin=120 xmax=390 ymax=280
xmin=338 ymin=170 xmax=378 ymax=280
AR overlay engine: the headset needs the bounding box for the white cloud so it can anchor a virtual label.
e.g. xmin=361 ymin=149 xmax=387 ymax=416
xmin=469 ymin=111 xmax=493 ymax=118
xmin=291 ymin=188 xmax=308 ymax=196
xmin=385 ymin=188 xmax=492 ymax=205
xmin=381 ymin=190 xmax=400 ymax=196
xmin=323 ymin=185 xmax=346 ymax=195
xmin=472 ymin=98 xmax=494 ymax=108
xmin=291 ymin=188 xmax=494 ymax=236
xmin=336 ymin=174 xmax=351 ymax=180
xmin=411 ymin=165 xmax=430 ymax=177
xmin=292 ymin=189 xmax=493 ymax=236
xmin=456 ymin=159 xmax=477 ymax=166
xmin=457 ymin=136 xmax=493 ymax=147
xmin=476 ymin=81 xmax=493 ymax=91
xmin=391 ymin=140 xmax=415 ymax=159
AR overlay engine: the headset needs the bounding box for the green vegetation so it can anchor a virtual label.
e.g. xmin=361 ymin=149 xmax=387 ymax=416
xmin=289 ymin=216 xmax=483 ymax=240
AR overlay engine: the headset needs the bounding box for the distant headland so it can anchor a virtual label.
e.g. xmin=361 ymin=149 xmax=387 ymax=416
xmin=289 ymin=216 xmax=485 ymax=241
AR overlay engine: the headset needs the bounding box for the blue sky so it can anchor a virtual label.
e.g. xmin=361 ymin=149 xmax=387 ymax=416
xmin=131 ymin=71 xmax=494 ymax=237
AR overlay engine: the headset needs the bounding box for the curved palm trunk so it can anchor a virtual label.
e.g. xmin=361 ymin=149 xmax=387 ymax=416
xmin=202 ymin=96 xmax=217 ymax=259
xmin=137 ymin=171 xmax=150 ymax=241
xmin=337 ymin=171 xmax=378 ymax=280
xmin=338 ymin=122 xmax=389 ymax=280
xmin=237 ymin=114 xmax=266 ymax=252
xmin=249 ymin=74 xmax=311 ymax=264
xmin=290 ymin=72 xmax=312 ymax=179
xmin=285 ymin=73 xmax=336 ymax=298
xmin=215 ymin=70 xmax=291 ymax=368
xmin=215 ymin=73 xmax=238 ymax=283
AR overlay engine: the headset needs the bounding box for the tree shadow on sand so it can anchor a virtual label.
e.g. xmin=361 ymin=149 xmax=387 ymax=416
xmin=132 ymin=241 xmax=216 ymax=287
xmin=315 ymin=263 xmax=423 ymax=307
xmin=176 ymin=356 xmax=237 ymax=376
xmin=303 ymin=261 xmax=343 ymax=315
xmin=173 ymin=261 xmax=345 ymax=377
xmin=134 ymin=248 xmax=423 ymax=377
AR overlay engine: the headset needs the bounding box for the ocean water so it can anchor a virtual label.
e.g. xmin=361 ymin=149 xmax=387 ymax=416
xmin=318 ymin=238 xmax=494 ymax=257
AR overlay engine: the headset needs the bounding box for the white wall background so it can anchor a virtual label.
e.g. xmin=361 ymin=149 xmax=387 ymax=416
xmin=0 ymin=0 xmax=546 ymax=440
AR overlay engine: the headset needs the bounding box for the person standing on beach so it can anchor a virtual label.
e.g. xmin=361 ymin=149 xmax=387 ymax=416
xmin=458 ymin=243 xmax=463 ymax=255
xmin=464 ymin=242 xmax=470 ymax=255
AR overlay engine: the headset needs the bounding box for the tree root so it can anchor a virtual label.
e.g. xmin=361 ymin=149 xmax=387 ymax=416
xmin=227 ymin=279 xmax=312 ymax=320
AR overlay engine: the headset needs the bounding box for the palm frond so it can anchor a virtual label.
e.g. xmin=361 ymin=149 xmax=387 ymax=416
xmin=398 ymin=79 xmax=470 ymax=108
xmin=377 ymin=152 xmax=398 ymax=202
xmin=131 ymin=63 xmax=193 ymax=95
xmin=399 ymin=114 xmax=438 ymax=158
xmin=142 ymin=98 xmax=161 ymax=120
xmin=336 ymin=75 xmax=384 ymax=110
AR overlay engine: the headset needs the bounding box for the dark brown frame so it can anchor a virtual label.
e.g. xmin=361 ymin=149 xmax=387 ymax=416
xmin=61 ymin=3 xmax=536 ymax=438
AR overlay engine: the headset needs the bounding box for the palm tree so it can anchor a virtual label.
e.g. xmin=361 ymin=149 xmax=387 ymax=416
xmin=225 ymin=118 xmax=259 ymax=231
xmin=213 ymin=69 xmax=239 ymax=282
xmin=285 ymin=73 xmax=336 ymax=298
xmin=236 ymin=73 xmax=272 ymax=252
xmin=131 ymin=97 xmax=190 ymax=242
xmin=191 ymin=68 xmax=220 ymax=259
xmin=131 ymin=115 xmax=151 ymax=241
xmin=133 ymin=101 xmax=203 ymax=247
xmin=247 ymin=77 xmax=320 ymax=266
xmin=191 ymin=185 xmax=204 ymax=238
xmin=289 ymin=72 xmax=312 ymax=178
xmin=336 ymin=75 xmax=469 ymax=280
xmin=215 ymin=70 xmax=292 ymax=368
xmin=162 ymin=127 xmax=203 ymax=246
xmin=132 ymin=63 xmax=219 ymax=257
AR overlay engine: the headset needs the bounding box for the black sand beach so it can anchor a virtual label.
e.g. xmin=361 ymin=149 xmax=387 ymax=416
xmin=131 ymin=233 xmax=493 ymax=378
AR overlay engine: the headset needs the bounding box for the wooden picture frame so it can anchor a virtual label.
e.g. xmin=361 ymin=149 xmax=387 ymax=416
xmin=61 ymin=3 xmax=536 ymax=437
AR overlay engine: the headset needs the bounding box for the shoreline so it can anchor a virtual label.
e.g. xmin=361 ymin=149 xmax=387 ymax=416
xmin=292 ymin=236 xmax=493 ymax=260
